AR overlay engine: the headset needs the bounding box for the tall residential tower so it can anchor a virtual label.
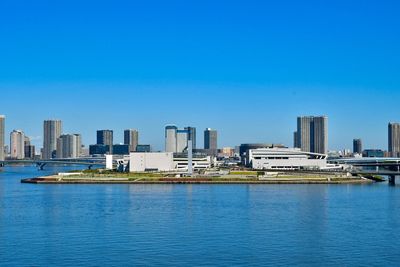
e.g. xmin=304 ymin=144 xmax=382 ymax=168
xmin=176 ymin=129 xmax=189 ymax=152
xmin=353 ymin=139 xmax=362 ymax=154
xmin=124 ymin=129 xmax=139 ymax=152
xmin=165 ymin=125 xmax=193 ymax=153
xmin=0 ymin=115 xmax=4 ymax=161
xmin=56 ymin=134 xmax=82 ymax=158
xmin=43 ymin=120 xmax=62 ymax=159
xmin=97 ymin=130 xmax=113 ymax=154
xmin=389 ymin=123 xmax=400 ymax=157
xmin=185 ymin=127 xmax=197 ymax=150
xmin=165 ymin=125 xmax=178 ymax=153
xmin=10 ymin=130 xmax=25 ymax=159
xmin=297 ymin=116 xmax=328 ymax=155
xmin=204 ymin=128 xmax=218 ymax=156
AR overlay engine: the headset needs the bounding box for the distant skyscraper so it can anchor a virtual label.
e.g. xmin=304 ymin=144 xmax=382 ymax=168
xmin=24 ymin=136 xmax=30 ymax=147
xmin=176 ymin=129 xmax=189 ymax=152
xmin=97 ymin=130 xmax=113 ymax=145
xmin=204 ymin=128 xmax=218 ymax=155
xmin=43 ymin=120 xmax=62 ymax=159
xmin=293 ymin=131 xmax=299 ymax=148
xmin=124 ymin=129 xmax=139 ymax=152
xmin=24 ymin=136 xmax=35 ymax=159
xmin=297 ymin=116 xmax=328 ymax=154
xmin=313 ymin=116 xmax=328 ymax=154
xmin=165 ymin=125 xmax=178 ymax=153
xmin=10 ymin=130 xmax=25 ymax=159
xmin=353 ymin=139 xmax=362 ymax=154
xmin=97 ymin=130 xmax=113 ymax=154
xmin=75 ymin=134 xmax=82 ymax=157
xmin=56 ymin=134 xmax=82 ymax=158
xmin=0 ymin=115 xmax=4 ymax=161
xmin=185 ymin=127 xmax=197 ymax=150
xmin=388 ymin=123 xmax=400 ymax=157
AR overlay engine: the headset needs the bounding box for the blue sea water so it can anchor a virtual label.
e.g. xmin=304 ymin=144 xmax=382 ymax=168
xmin=1 ymin=165 xmax=400 ymax=266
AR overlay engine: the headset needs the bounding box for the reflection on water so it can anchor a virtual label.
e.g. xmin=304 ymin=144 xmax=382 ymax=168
xmin=1 ymin=166 xmax=400 ymax=266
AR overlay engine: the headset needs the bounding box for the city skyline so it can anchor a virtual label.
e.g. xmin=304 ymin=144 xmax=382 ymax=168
xmin=1 ymin=1 xmax=400 ymax=151
xmin=2 ymin=88 xmax=400 ymax=151
xmin=2 ymin=2 xmax=400 ymax=266
xmin=0 ymin=114 xmax=400 ymax=155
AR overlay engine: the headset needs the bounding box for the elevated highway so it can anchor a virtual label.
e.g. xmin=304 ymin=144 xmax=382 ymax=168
xmin=329 ymin=157 xmax=400 ymax=185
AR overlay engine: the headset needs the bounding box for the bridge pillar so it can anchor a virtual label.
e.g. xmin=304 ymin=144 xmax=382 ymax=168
xmin=36 ymin=163 xmax=47 ymax=171
xmin=389 ymin=175 xmax=396 ymax=186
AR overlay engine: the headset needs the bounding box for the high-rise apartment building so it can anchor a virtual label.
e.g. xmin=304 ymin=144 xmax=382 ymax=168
xmin=176 ymin=129 xmax=189 ymax=152
xmin=10 ymin=130 xmax=25 ymax=159
xmin=388 ymin=123 xmax=400 ymax=157
xmin=165 ymin=126 xmax=193 ymax=153
xmin=185 ymin=127 xmax=196 ymax=150
xmin=165 ymin=125 xmax=178 ymax=153
xmin=353 ymin=139 xmax=363 ymax=154
xmin=75 ymin=134 xmax=82 ymax=157
xmin=296 ymin=116 xmax=328 ymax=155
xmin=97 ymin=130 xmax=113 ymax=154
xmin=124 ymin=129 xmax=139 ymax=152
xmin=0 ymin=115 xmax=4 ymax=161
xmin=56 ymin=134 xmax=82 ymax=158
xmin=97 ymin=130 xmax=113 ymax=146
xmin=43 ymin=120 xmax=62 ymax=159
xmin=293 ymin=131 xmax=299 ymax=148
xmin=204 ymin=128 xmax=218 ymax=155
xmin=24 ymin=136 xmax=35 ymax=159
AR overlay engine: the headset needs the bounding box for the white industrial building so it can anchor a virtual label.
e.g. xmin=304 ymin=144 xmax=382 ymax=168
xmin=130 ymin=152 xmax=175 ymax=172
xmin=128 ymin=152 xmax=213 ymax=173
xmin=174 ymin=154 xmax=213 ymax=171
xmin=248 ymin=148 xmax=327 ymax=170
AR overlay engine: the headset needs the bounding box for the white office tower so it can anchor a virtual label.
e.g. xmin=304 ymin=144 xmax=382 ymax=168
xmin=10 ymin=130 xmax=25 ymax=159
xmin=56 ymin=134 xmax=81 ymax=158
xmin=43 ymin=120 xmax=62 ymax=159
xmin=0 ymin=115 xmax=4 ymax=161
xmin=165 ymin=125 xmax=178 ymax=153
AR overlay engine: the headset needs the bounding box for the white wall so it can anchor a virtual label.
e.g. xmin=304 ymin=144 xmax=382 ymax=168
xmin=130 ymin=152 xmax=174 ymax=172
xmin=106 ymin=155 xmax=113 ymax=169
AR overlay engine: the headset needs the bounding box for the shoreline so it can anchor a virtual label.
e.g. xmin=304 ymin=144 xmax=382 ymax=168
xmin=21 ymin=176 xmax=374 ymax=185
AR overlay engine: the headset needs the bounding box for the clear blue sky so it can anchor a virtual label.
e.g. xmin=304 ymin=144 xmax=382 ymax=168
xmin=1 ymin=0 xmax=399 ymax=151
